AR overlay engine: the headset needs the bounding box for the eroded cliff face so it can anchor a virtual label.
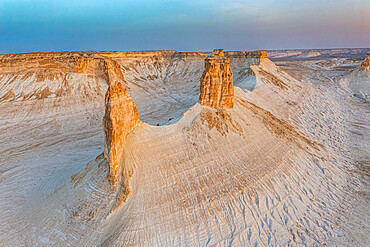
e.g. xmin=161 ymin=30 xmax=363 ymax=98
xmin=199 ymin=49 xmax=234 ymax=108
xmin=103 ymin=82 xmax=140 ymax=185
xmin=0 ymin=51 xmax=205 ymax=103
xmin=360 ymin=53 xmax=370 ymax=71
xmin=225 ymin=50 xmax=267 ymax=60
xmin=224 ymin=50 xmax=267 ymax=84
xmin=0 ymin=52 xmax=110 ymax=102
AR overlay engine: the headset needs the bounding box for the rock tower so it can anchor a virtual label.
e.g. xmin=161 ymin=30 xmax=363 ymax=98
xmin=103 ymin=69 xmax=140 ymax=185
xmin=199 ymin=49 xmax=234 ymax=109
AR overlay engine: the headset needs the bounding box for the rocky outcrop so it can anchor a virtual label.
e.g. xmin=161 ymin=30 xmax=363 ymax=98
xmin=199 ymin=49 xmax=234 ymax=109
xmin=360 ymin=53 xmax=370 ymax=71
xmin=103 ymin=81 xmax=140 ymax=185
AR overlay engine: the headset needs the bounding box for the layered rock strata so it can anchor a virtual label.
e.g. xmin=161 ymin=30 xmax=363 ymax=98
xmin=225 ymin=50 xmax=267 ymax=61
xmin=199 ymin=49 xmax=234 ymax=108
xmin=225 ymin=50 xmax=267 ymax=80
xmin=0 ymin=51 xmax=207 ymax=103
xmin=103 ymin=81 xmax=140 ymax=185
xmin=0 ymin=52 xmax=109 ymax=101
xmin=360 ymin=53 xmax=370 ymax=71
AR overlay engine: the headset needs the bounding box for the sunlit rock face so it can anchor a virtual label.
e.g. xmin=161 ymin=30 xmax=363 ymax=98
xmin=199 ymin=49 xmax=234 ymax=108
xmin=360 ymin=53 xmax=370 ymax=71
xmin=103 ymin=82 xmax=140 ymax=185
xmin=211 ymin=48 xmax=225 ymax=57
xmin=0 ymin=52 xmax=110 ymax=102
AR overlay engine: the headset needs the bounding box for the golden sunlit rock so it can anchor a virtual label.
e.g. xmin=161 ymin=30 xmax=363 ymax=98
xmin=211 ymin=49 xmax=225 ymax=57
xmin=360 ymin=53 xmax=370 ymax=71
xmin=199 ymin=49 xmax=234 ymax=108
xmin=103 ymin=82 xmax=140 ymax=185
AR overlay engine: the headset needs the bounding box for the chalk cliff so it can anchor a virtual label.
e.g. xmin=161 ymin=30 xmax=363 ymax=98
xmin=0 ymin=52 xmax=110 ymax=102
xmin=224 ymin=50 xmax=267 ymax=85
xmin=199 ymin=49 xmax=234 ymax=108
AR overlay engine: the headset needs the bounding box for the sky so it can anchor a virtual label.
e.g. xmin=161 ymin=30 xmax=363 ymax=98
xmin=0 ymin=0 xmax=369 ymax=54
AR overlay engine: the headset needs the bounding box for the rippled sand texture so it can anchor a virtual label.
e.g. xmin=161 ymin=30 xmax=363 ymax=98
xmin=0 ymin=49 xmax=369 ymax=246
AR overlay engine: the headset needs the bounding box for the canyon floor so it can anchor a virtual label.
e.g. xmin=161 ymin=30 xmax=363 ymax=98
xmin=0 ymin=50 xmax=369 ymax=246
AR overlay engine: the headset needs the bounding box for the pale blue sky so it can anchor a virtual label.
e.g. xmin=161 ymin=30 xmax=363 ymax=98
xmin=0 ymin=0 xmax=369 ymax=53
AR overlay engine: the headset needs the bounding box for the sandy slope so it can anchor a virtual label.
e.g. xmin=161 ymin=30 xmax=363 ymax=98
xmin=0 ymin=52 xmax=369 ymax=246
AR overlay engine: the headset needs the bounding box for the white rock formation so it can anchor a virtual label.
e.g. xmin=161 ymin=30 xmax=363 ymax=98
xmin=0 ymin=50 xmax=368 ymax=246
